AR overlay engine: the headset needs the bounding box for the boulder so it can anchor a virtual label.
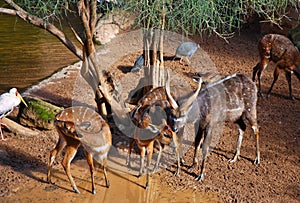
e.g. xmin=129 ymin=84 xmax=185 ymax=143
xmin=94 ymin=11 xmax=135 ymax=45
xmin=18 ymin=97 xmax=63 ymax=130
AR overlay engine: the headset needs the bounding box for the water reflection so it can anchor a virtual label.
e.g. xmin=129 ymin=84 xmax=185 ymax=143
xmin=0 ymin=13 xmax=78 ymax=94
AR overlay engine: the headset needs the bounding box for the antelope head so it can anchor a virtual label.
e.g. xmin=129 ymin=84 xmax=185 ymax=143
xmin=165 ymin=70 xmax=202 ymax=133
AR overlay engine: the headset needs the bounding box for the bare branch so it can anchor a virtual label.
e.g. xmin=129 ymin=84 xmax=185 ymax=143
xmin=0 ymin=7 xmax=16 ymax=15
xmin=64 ymin=1 xmax=84 ymax=46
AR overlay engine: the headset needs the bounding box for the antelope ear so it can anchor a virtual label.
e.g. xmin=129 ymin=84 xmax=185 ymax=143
xmin=192 ymin=76 xmax=201 ymax=83
xmin=79 ymin=121 xmax=92 ymax=131
xmin=165 ymin=70 xmax=179 ymax=110
xmin=146 ymin=123 xmax=160 ymax=134
xmin=161 ymin=119 xmax=167 ymax=126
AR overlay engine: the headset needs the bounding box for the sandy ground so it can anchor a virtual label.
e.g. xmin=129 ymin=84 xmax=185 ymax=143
xmin=0 ymin=26 xmax=300 ymax=202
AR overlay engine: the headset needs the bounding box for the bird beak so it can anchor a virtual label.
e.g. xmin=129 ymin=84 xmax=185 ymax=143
xmin=17 ymin=94 xmax=28 ymax=107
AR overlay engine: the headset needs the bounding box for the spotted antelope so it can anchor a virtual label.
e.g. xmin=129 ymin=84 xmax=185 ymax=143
xmin=47 ymin=106 xmax=112 ymax=194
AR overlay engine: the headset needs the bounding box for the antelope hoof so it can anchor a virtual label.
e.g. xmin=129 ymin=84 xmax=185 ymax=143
xmin=152 ymin=166 xmax=158 ymax=174
xmin=229 ymin=157 xmax=237 ymax=163
xmin=195 ymin=173 xmax=204 ymax=181
xmin=92 ymin=189 xmax=96 ymax=195
xmin=229 ymin=154 xmax=239 ymax=163
xmin=174 ymin=168 xmax=180 ymax=176
xmin=106 ymin=180 xmax=110 ymax=188
xmin=254 ymin=157 xmax=260 ymax=165
xmin=188 ymin=163 xmax=197 ymax=170
xmin=126 ymin=158 xmax=131 ymax=167
xmin=73 ymin=187 xmax=80 ymax=194
xmin=180 ymin=158 xmax=186 ymax=165
xmin=145 ymin=183 xmax=149 ymax=190
xmin=258 ymin=91 xmax=264 ymax=98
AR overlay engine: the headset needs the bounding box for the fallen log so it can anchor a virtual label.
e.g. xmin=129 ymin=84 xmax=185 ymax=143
xmin=2 ymin=117 xmax=39 ymax=137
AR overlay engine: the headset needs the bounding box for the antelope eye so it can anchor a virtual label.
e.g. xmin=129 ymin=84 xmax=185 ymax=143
xmin=172 ymin=127 xmax=178 ymax=133
xmin=163 ymin=132 xmax=172 ymax=138
xmin=172 ymin=117 xmax=178 ymax=122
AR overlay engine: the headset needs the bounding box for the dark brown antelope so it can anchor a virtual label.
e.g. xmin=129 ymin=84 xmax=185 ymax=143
xmin=47 ymin=106 xmax=112 ymax=194
xmin=128 ymin=101 xmax=180 ymax=190
xmin=166 ymin=73 xmax=260 ymax=181
xmin=252 ymin=34 xmax=300 ymax=99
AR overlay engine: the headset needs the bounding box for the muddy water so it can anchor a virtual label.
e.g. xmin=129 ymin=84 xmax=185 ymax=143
xmin=0 ymin=13 xmax=78 ymax=94
xmin=2 ymin=158 xmax=218 ymax=203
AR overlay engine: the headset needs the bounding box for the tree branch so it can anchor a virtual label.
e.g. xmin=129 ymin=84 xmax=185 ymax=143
xmin=1 ymin=0 xmax=83 ymax=60
xmin=90 ymin=0 xmax=97 ymax=35
xmin=0 ymin=7 xmax=16 ymax=15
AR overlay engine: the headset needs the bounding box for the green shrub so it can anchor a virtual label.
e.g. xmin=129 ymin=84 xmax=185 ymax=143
xmin=123 ymin=0 xmax=298 ymax=38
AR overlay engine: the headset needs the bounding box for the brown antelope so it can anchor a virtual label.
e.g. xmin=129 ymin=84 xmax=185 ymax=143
xmin=47 ymin=106 xmax=112 ymax=194
xmin=127 ymin=73 xmax=205 ymax=168
xmin=166 ymin=73 xmax=260 ymax=181
xmin=252 ymin=34 xmax=300 ymax=99
xmin=128 ymin=101 xmax=180 ymax=190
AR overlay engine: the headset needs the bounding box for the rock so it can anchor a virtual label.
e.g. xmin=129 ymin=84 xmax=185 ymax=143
xmin=95 ymin=21 xmax=119 ymax=45
xmin=18 ymin=97 xmax=63 ymax=130
xmin=94 ymin=12 xmax=135 ymax=45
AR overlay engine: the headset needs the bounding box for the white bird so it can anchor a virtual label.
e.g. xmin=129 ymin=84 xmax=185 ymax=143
xmin=0 ymin=88 xmax=28 ymax=140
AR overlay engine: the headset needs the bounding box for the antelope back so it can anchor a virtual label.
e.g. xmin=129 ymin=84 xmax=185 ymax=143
xmin=137 ymin=87 xmax=168 ymax=107
xmin=131 ymin=86 xmax=171 ymax=127
xmin=260 ymin=34 xmax=300 ymax=65
xmin=193 ymin=72 xmax=222 ymax=85
xmin=202 ymin=74 xmax=257 ymax=111
xmin=221 ymin=74 xmax=257 ymax=113
xmin=55 ymin=106 xmax=112 ymax=163
xmin=169 ymin=74 xmax=257 ymax=131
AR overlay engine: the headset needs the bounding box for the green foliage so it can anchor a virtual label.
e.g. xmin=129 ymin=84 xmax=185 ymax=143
xmin=14 ymin=0 xmax=66 ymax=21
xmin=12 ymin=0 xmax=119 ymax=22
xmin=26 ymin=97 xmax=62 ymax=121
xmin=124 ymin=0 xmax=298 ymax=37
xmin=18 ymin=97 xmax=62 ymax=130
xmin=8 ymin=0 xmax=298 ymax=38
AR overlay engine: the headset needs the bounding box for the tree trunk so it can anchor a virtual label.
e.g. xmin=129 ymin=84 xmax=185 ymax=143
xmin=142 ymin=1 xmax=166 ymax=94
